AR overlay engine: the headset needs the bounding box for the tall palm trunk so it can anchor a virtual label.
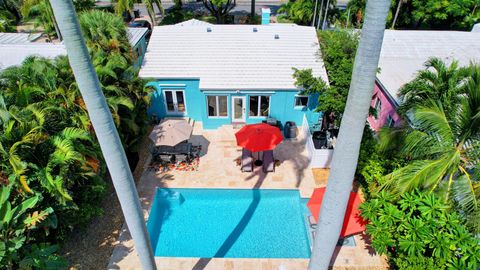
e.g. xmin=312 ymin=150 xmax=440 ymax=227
xmin=48 ymin=1 xmax=157 ymax=269
xmin=307 ymin=0 xmax=391 ymax=269
xmin=312 ymin=0 xmax=318 ymax=26
xmin=251 ymin=0 xmax=255 ymax=20
xmin=391 ymin=0 xmax=403 ymax=29
xmin=321 ymin=0 xmax=330 ymax=30
xmin=316 ymin=0 xmax=324 ymax=29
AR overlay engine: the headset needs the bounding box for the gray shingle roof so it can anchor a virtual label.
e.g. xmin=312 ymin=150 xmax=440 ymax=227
xmin=139 ymin=21 xmax=329 ymax=90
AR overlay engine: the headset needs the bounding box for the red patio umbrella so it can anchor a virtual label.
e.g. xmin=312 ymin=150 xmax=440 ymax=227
xmin=235 ymin=123 xmax=283 ymax=152
xmin=307 ymin=187 xmax=367 ymax=237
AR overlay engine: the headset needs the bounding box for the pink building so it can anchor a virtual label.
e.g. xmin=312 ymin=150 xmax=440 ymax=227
xmin=367 ymin=28 xmax=480 ymax=132
xmin=367 ymin=81 xmax=401 ymax=131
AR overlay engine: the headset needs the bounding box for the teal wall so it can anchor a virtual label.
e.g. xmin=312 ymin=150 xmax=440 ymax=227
xmin=147 ymin=79 xmax=322 ymax=130
xmin=133 ymin=35 xmax=148 ymax=68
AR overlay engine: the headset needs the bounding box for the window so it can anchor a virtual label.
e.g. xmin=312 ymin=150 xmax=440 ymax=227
xmin=374 ymin=98 xmax=382 ymax=112
xmin=207 ymin=96 xmax=228 ymax=117
xmin=249 ymin=96 xmax=270 ymax=117
xmin=387 ymin=115 xmax=395 ymax=127
xmin=374 ymin=98 xmax=382 ymax=119
xmin=294 ymin=96 xmax=309 ymax=107
xmin=164 ymin=90 xmax=186 ymax=114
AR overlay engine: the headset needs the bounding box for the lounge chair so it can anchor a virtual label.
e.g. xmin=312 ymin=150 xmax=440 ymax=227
xmin=262 ymin=150 xmax=275 ymax=173
xmin=308 ymin=215 xmax=318 ymax=229
xmin=241 ymin=148 xmax=253 ymax=172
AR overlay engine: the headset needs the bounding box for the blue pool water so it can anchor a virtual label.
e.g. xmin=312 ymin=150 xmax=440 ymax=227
xmin=147 ymin=188 xmax=311 ymax=258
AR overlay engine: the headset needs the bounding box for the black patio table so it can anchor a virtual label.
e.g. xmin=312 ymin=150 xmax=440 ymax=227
xmin=156 ymin=142 xmax=192 ymax=156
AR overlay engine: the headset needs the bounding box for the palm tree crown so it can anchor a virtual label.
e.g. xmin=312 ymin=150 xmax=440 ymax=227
xmin=380 ymin=63 xmax=480 ymax=233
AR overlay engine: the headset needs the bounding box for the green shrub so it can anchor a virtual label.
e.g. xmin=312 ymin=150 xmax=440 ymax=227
xmin=360 ymin=190 xmax=480 ymax=270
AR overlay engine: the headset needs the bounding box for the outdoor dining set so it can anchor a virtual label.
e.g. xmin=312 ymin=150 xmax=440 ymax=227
xmin=148 ymin=119 xmax=201 ymax=170
xmin=149 ymin=119 xmax=284 ymax=173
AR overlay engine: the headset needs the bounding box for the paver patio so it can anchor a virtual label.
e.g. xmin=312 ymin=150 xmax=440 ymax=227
xmin=108 ymin=123 xmax=387 ymax=269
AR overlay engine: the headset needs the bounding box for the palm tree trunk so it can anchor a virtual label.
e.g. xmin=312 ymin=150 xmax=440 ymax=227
xmin=251 ymin=0 xmax=255 ymax=20
xmin=307 ymin=0 xmax=391 ymax=269
xmin=312 ymin=0 xmax=318 ymax=27
xmin=321 ymin=0 xmax=330 ymax=30
xmin=391 ymin=0 xmax=403 ymax=29
xmin=316 ymin=0 xmax=324 ymax=29
xmin=48 ymin=1 xmax=157 ymax=269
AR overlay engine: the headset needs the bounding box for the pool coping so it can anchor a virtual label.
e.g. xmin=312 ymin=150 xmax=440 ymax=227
xmin=107 ymin=125 xmax=388 ymax=270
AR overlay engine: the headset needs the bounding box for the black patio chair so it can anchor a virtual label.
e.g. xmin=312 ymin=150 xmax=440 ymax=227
xmin=262 ymin=150 xmax=275 ymax=173
xmin=241 ymin=148 xmax=253 ymax=172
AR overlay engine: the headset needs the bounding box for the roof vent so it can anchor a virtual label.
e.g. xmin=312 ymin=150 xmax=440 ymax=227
xmin=207 ymin=27 xmax=212 ymax=32
xmin=274 ymin=34 xmax=279 ymax=39
xmin=253 ymin=27 xmax=258 ymax=32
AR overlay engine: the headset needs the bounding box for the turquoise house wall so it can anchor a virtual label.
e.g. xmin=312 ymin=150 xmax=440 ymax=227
xmin=147 ymin=79 xmax=322 ymax=130
xmin=133 ymin=35 xmax=148 ymax=68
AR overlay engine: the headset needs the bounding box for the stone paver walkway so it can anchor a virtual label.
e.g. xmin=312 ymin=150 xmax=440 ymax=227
xmin=108 ymin=123 xmax=387 ymax=269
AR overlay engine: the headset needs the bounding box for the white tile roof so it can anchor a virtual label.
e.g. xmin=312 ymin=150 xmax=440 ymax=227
xmin=0 ymin=44 xmax=66 ymax=71
xmin=378 ymin=29 xmax=480 ymax=104
xmin=139 ymin=22 xmax=329 ymax=90
xmin=127 ymin=27 xmax=148 ymax=47
xmin=175 ymin=19 xmax=212 ymax=27
xmin=0 ymin=32 xmax=42 ymax=44
xmin=0 ymin=29 xmax=146 ymax=71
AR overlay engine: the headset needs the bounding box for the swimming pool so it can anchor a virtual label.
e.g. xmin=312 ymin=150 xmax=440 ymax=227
xmin=147 ymin=188 xmax=311 ymax=258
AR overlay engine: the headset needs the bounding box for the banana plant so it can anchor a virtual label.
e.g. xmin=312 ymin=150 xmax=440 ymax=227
xmin=0 ymin=183 xmax=56 ymax=267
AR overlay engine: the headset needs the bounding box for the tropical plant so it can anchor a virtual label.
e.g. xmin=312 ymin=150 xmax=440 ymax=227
xmin=20 ymin=0 xmax=95 ymax=40
xmin=360 ymin=190 xmax=480 ymax=269
xmin=0 ymin=184 xmax=67 ymax=269
xmin=19 ymin=244 xmax=67 ymax=270
xmin=202 ymin=0 xmax=235 ymax=24
xmin=398 ymin=58 xmax=470 ymax=115
xmin=278 ymin=0 xmax=314 ymax=25
xmin=293 ymin=30 xmax=359 ymax=120
xmin=308 ymin=0 xmax=391 ymax=269
xmin=0 ymin=0 xmax=21 ymax=24
xmin=410 ymin=0 xmax=479 ymax=30
xmin=346 ymin=0 xmax=479 ymax=30
xmin=0 ymin=9 xmax=16 ymax=32
xmin=356 ymin=128 xmax=406 ymax=198
xmin=0 ymin=8 xmax=151 ymax=267
xmin=114 ymin=0 xmax=163 ymax=25
xmin=49 ymin=0 xmax=156 ymax=268
xmin=379 ymin=64 xmax=480 ymax=234
xmin=79 ymin=10 xmax=150 ymax=152
xmin=21 ymin=0 xmax=59 ymax=41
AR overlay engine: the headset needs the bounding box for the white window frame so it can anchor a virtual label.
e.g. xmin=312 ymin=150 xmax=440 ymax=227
xmin=294 ymin=95 xmax=309 ymax=108
xmin=163 ymin=89 xmax=187 ymax=115
xmin=374 ymin=97 xmax=382 ymax=119
xmin=387 ymin=115 xmax=395 ymax=127
xmin=374 ymin=98 xmax=382 ymax=112
xmin=206 ymin=95 xmax=229 ymax=118
xmin=248 ymin=95 xmax=270 ymax=118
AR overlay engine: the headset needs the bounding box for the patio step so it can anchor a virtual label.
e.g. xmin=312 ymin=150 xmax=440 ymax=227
xmin=232 ymin=123 xmax=246 ymax=130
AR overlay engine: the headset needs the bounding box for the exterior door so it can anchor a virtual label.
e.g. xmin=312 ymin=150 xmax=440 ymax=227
xmin=164 ymin=90 xmax=186 ymax=115
xmin=231 ymin=96 xmax=246 ymax=123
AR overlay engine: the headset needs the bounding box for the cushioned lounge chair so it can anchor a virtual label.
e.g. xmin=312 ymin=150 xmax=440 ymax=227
xmin=241 ymin=148 xmax=253 ymax=172
xmin=308 ymin=215 xmax=318 ymax=229
xmin=263 ymin=150 xmax=274 ymax=173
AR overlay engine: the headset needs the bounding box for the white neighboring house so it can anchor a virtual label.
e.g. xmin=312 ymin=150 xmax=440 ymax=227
xmin=0 ymin=28 xmax=149 ymax=72
xmin=0 ymin=33 xmax=66 ymax=72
